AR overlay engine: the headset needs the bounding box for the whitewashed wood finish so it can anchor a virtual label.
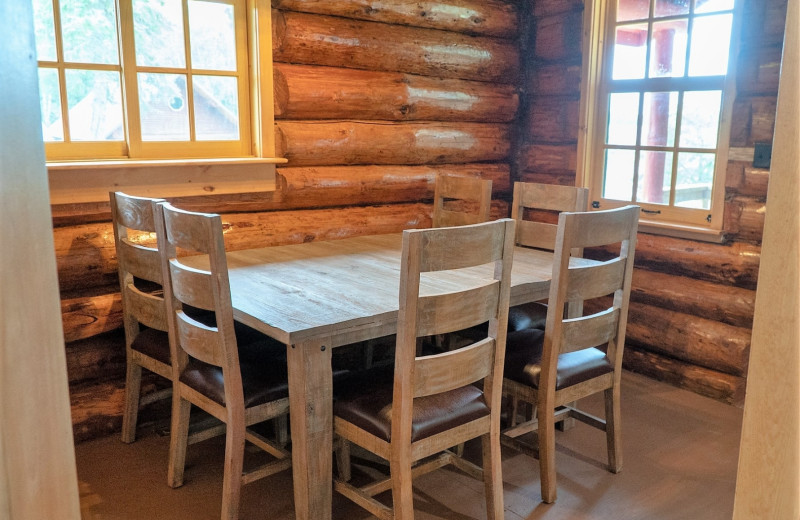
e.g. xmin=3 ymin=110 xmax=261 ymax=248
xmin=0 ymin=2 xmax=81 ymax=517
xmin=733 ymin=1 xmax=800 ymax=517
xmin=503 ymin=205 xmax=639 ymax=504
xmin=182 ymin=231 xmax=576 ymax=520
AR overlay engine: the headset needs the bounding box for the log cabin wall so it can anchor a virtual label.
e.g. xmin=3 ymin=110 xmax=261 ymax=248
xmin=515 ymin=0 xmax=788 ymax=405
xmin=58 ymin=0 xmax=522 ymax=442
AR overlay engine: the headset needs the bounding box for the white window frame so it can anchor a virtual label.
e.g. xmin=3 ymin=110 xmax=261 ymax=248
xmin=39 ymin=0 xmax=274 ymax=161
xmin=577 ymin=0 xmax=741 ymax=241
xmin=40 ymin=0 xmax=282 ymax=205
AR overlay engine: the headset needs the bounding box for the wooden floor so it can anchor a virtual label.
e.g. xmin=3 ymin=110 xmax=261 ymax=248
xmin=76 ymin=371 xmax=742 ymax=520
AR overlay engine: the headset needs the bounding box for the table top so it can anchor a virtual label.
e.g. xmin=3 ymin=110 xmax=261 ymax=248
xmin=193 ymin=233 xmax=561 ymax=346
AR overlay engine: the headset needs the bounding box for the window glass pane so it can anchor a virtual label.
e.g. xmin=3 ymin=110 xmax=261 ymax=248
xmin=61 ymin=0 xmax=119 ymax=64
xmin=613 ymin=23 xmax=648 ymax=79
xmin=65 ymin=69 xmax=123 ymax=141
xmin=688 ymin=14 xmax=732 ymax=76
xmin=138 ymin=73 xmax=189 ymax=141
xmin=133 ymin=0 xmax=186 ymax=68
xmin=655 ymin=0 xmax=689 ymax=17
xmin=617 ymin=0 xmax=650 ymax=22
xmin=649 ymin=19 xmax=687 ymax=77
xmin=642 ymin=91 xmax=677 ymax=146
xmin=38 ymin=68 xmax=63 ymax=141
xmin=189 ymin=1 xmax=236 ymax=71
xmin=607 ymin=93 xmax=640 ymax=146
xmin=33 ymin=0 xmax=57 ymax=61
xmin=695 ymin=0 xmax=734 ymax=14
xmin=194 ymin=76 xmax=239 ymax=140
xmin=637 ymin=151 xmax=673 ymax=204
xmin=680 ymin=90 xmax=722 ymax=148
xmin=676 ymin=152 xmax=714 ymax=209
xmin=603 ymin=149 xmax=636 ymax=201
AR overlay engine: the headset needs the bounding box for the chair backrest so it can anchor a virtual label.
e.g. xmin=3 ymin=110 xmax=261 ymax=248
xmin=110 ymin=192 xmax=168 ymax=337
xmin=511 ymin=182 xmax=589 ymax=251
xmin=432 ymin=174 xmax=492 ymax=227
xmin=542 ymin=205 xmax=639 ymax=383
xmin=154 ymin=202 xmax=244 ymax=404
xmin=392 ymin=218 xmax=515 ymax=442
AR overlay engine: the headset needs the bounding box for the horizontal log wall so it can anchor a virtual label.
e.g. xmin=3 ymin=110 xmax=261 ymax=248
xmin=59 ymin=0 xmax=521 ymax=442
xmin=516 ymin=0 xmax=787 ymax=405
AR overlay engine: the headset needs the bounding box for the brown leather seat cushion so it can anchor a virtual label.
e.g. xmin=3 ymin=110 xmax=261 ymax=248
xmin=508 ymin=301 xmax=548 ymax=331
xmin=504 ymin=329 xmax=613 ymax=390
xmin=334 ymin=368 xmax=490 ymax=443
xmin=131 ymin=328 xmax=171 ymax=365
xmin=180 ymin=353 xmax=289 ymax=408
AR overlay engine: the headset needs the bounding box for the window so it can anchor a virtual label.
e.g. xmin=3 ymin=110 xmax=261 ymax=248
xmin=581 ymin=0 xmax=738 ymax=234
xmin=33 ymin=0 xmax=255 ymax=160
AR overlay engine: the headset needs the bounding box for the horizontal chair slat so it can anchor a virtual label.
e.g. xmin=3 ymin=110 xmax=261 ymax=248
xmin=516 ymin=220 xmax=557 ymax=250
xmin=176 ymin=311 xmax=223 ymax=367
xmin=169 ymin=261 xmax=215 ymax=310
xmin=125 ymin=285 xmax=167 ymax=331
xmin=416 ymin=220 xmax=508 ymax=272
xmin=566 ymin=257 xmax=626 ymax=301
xmin=119 ymin=239 xmax=162 ymax=283
xmin=560 ymin=307 xmax=619 ymax=354
xmin=414 ymin=337 xmax=495 ymax=398
xmin=416 ymin=282 xmax=499 ymax=336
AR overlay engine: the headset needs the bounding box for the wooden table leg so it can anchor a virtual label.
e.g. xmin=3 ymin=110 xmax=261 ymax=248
xmin=287 ymin=338 xmax=333 ymax=520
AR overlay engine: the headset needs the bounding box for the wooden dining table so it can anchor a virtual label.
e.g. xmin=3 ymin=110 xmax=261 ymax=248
xmin=192 ymin=232 xmax=562 ymax=520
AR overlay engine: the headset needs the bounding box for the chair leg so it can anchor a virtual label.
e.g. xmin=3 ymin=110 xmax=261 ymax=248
xmin=605 ymin=386 xmax=623 ymax=473
xmin=335 ymin=438 xmax=352 ymax=482
xmin=274 ymin=414 xmax=289 ymax=448
xmin=221 ymin=421 xmax=246 ymax=520
xmin=482 ymin=431 xmax=504 ymax=520
xmin=390 ymin=457 xmax=415 ymax=520
xmin=538 ymin=403 xmax=557 ymax=503
xmin=121 ymin=361 xmax=142 ymax=443
xmin=167 ymin=396 xmax=191 ymax=488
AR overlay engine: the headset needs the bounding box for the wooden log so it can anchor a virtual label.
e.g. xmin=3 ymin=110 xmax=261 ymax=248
xmin=724 ymin=195 xmax=767 ymax=244
xmin=630 ymin=269 xmax=756 ymax=329
xmin=533 ymin=0 xmax=584 ymax=18
xmin=518 ymin=143 xmax=577 ymax=173
xmin=737 ymin=45 xmax=783 ymax=95
xmin=730 ymin=96 xmax=778 ymax=147
xmin=740 ymin=0 xmax=789 ymax=48
xmin=55 ymin=203 xmax=433 ymax=293
xmin=62 ymin=290 xmax=122 ymax=343
xmin=725 ymin=161 xmax=770 ymax=198
xmin=517 ymin=171 xmax=578 ymax=187
xmin=275 ymin=121 xmax=511 ymax=166
xmin=272 ymin=164 xmax=511 ymax=208
xmin=66 ymin=328 xmax=126 ymax=385
xmin=272 ymin=10 xmax=520 ymax=83
xmin=529 ymin=61 xmax=582 ymax=96
xmin=526 ymin=96 xmax=581 ymax=144
xmin=623 ymin=348 xmax=745 ymax=405
xmin=271 ymin=0 xmax=519 ymax=38
xmin=70 ymin=375 xmax=168 ymax=443
xmin=626 ymin=301 xmax=751 ymax=377
xmin=53 ymin=164 xmax=512 ymax=226
xmin=590 ymin=233 xmax=762 ymax=289
xmin=273 ymin=63 xmax=518 ymax=122
xmin=534 ymin=10 xmax=583 ymax=62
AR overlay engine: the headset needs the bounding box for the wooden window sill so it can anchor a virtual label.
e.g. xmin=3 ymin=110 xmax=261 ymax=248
xmin=638 ymin=220 xmax=726 ymax=243
xmin=48 ymin=157 xmax=287 ymax=205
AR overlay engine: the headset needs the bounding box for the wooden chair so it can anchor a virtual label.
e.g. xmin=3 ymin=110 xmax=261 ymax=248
xmin=432 ymin=174 xmax=492 ymax=227
xmin=110 ymin=191 xmax=173 ymax=443
xmin=508 ymin=181 xmax=589 ymax=332
xmin=333 ymin=218 xmax=516 ymax=520
xmin=501 ymin=205 xmax=639 ymax=503
xmin=154 ymin=202 xmax=291 ymax=520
